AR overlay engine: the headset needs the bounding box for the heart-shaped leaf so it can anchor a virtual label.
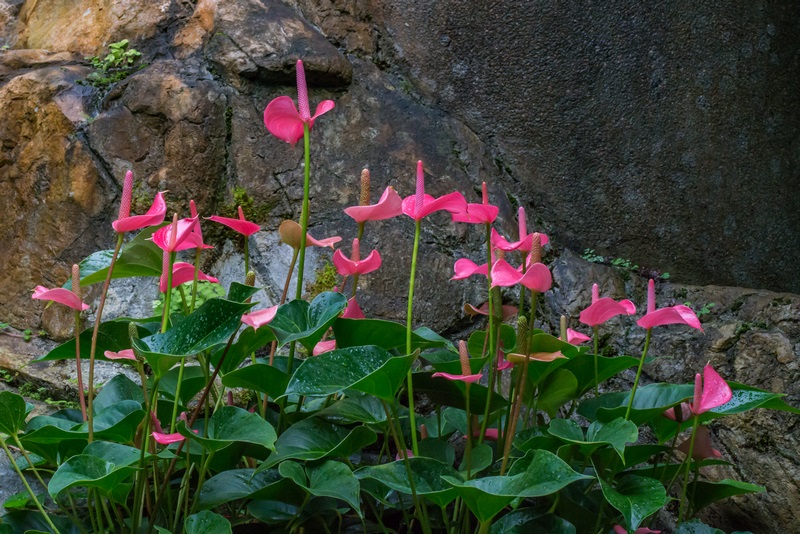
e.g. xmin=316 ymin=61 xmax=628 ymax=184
xmin=278 ymin=460 xmax=361 ymax=514
xmin=93 ymin=374 xmax=144 ymax=414
xmin=548 ymin=418 xmax=638 ymax=461
xmin=316 ymin=394 xmax=388 ymax=426
xmin=356 ymin=457 xmax=462 ymax=508
xmin=184 ymin=511 xmax=232 ymax=534
xmin=0 ymin=391 xmax=27 ymax=436
xmin=268 ymin=292 xmax=347 ymax=351
xmin=599 ymin=475 xmax=667 ymax=531
xmin=35 ymin=320 xmax=150 ymax=363
xmin=490 ymin=510 xmax=576 ymax=534
xmin=258 ymin=418 xmax=376 ymax=470
xmin=197 ymin=468 xmax=304 ymax=510
xmin=561 ymin=354 xmax=640 ymax=396
xmin=443 ymin=449 xmax=592 ymax=522
xmin=413 ymin=372 xmax=507 ymax=413
xmin=688 ymin=479 xmax=764 ymax=513
xmin=333 ymin=318 xmax=448 ymax=352
xmin=178 ymin=406 xmax=276 ymax=454
xmin=537 ymin=369 xmax=578 ymax=418
xmin=284 ymin=346 xmax=415 ymax=401
xmin=211 ymin=324 xmax=276 ymax=373
xmin=48 ymin=454 xmax=135 ymax=497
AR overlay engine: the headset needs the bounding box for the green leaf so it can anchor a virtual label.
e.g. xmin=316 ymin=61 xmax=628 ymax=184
xmin=467 ymin=325 xmax=516 ymax=358
xmin=490 ymin=510 xmax=576 ymax=534
xmin=316 ymin=394 xmax=388 ymax=426
xmin=64 ymin=225 xmax=165 ymax=289
xmin=136 ymin=298 xmax=253 ymax=357
xmin=227 ymin=282 xmax=261 ymax=303
xmin=356 ymin=457 xmax=462 ymax=508
xmin=258 ymin=418 xmax=376 ymax=470
xmin=548 ymin=418 xmax=638 ymax=461
xmin=211 ymin=324 xmax=276 ymax=373
xmin=247 ymin=500 xmax=299 ymax=524
xmin=279 ymin=460 xmax=361 ymax=514
xmin=333 ymin=318 xmax=448 ymax=352
xmin=674 ymin=520 xmax=727 ymax=534
xmin=158 ymin=365 xmax=206 ymax=405
xmin=0 ymin=391 xmax=27 ymax=435
xmin=458 ymin=443 xmax=493 ymax=475
xmin=221 ymin=363 xmax=289 ymax=399
xmin=48 ymin=454 xmax=135 ymax=497
xmin=599 ymin=475 xmax=667 ymax=531
xmin=412 ymin=372 xmax=508 ymax=413
xmin=579 ymin=383 xmax=694 ymax=424
xmin=443 ymin=449 xmax=592 ymax=522
xmin=561 ymin=354 xmax=640 ymax=396
xmin=178 ymin=406 xmax=276 ymax=454
xmin=269 ymin=292 xmax=347 ymax=351
xmin=184 ymin=511 xmax=232 ymax=534
xmin=83 ymin=441 xmax=145 ymax=469
xmin=537 ymin=369 xmax=578 ymax=418
xmin=93 ymin=374 xmax=144 ymax=414
xmin=35 ymin=320 xmax=149 ymax=363
xmin=197 ymin=468 xmax=303 ymax=510
xmin=284 ymin=346 xmax=415 ymax=401
xmin=688 ymin=479 xmax=764 ymax=513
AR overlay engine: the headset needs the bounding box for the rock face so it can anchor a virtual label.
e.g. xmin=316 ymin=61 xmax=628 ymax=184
xmin=0 ymin=0 xmax=797 ymax=530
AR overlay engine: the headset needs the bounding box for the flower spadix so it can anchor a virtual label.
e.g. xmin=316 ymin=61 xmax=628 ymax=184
xmin=401 ymin=160 xmax=467 ymax=221
xmin=344 ymin=169 xmax=403 ymax=223
xmin=112 ymin=170 xmax=168 ymax=233
xmin=637 ymin=279 xmax=703 ymax=331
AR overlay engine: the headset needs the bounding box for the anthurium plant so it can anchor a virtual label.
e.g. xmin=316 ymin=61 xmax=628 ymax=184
xmin=2 ymin=59 xmax=797 ymax=534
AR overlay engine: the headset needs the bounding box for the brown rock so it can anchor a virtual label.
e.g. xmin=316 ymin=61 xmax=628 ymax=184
xmin=173 ymin=0 xmax=218 ymax=59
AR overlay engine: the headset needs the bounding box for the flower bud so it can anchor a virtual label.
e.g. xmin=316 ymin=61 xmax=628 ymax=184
xmin=516 ymin=316 xmax=529 ymax=356
xmin=71 ymin=264 xmax=81 ymax=301
xmin=118 ymin=170 xmax=134 ymax=221
xmin=245 ymin=271 xmax=256 ymax=287
xmin=458 ymin=340 xmax=470 ymax=376
xmin=491 ymin=287 xmax=503 ymax=323
xmin=530 ymin=233 xmax=542 ymax=264
xmin=560 ymin=315 xmax=567 ymax=342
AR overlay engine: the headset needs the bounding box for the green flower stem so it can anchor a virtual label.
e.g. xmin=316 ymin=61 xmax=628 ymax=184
xmin=593 ymin=325 xmax=600 ymax=396
xmin=624 ymin=328 xmax=653 ymax=420
xmin=161 ymin=251 xmax=176 ymax=333
xmin=177 ymin=285 xmax=189 ymax=315
xmin=405 ymin=218 xmax=422 ymax=456
xmin=74 ymin=310 xmax=87 ymax=421
xmin=169 ymin=357 xmax=187 ymax=431
xmin=190 ymin=247 xmax=202 ymax=312
xmin=294 ymin=123 xmax=312 ymax=301
xmin=100 ymin=494 xmax=115 ymax=530
xmin=188 ymin=451 xmax=215 ymax=517
xmin=478 ymin=222 xmax=497 ymax=446
xmin=88 ymin=232 xmax=125 ymax=443
xmin=0 ymin=436 xmax=61 ymax=534
xmin=678 ymin=416 xmax=701 ymax=523
xmin=478 ymin=519 xmax=492 ymax=534
xmin=464 ymin=383 xmax=473 ymax=478
xmin=132 ymin=377 xmax=160 ymax=534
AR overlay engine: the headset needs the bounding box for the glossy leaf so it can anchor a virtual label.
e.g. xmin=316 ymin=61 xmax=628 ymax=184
xmin=333 ymin=318 xmax=448 ymax=352
xmin=459 ymin=443 xmax=493 ymax=475
xmin=467 ymin=325 xmax=517 ymax=358
xmin=548 ymin=418 xmax=638 ymax=461
xmin=688 ymin=479 xmax=764 ymax=513
xmin=268 ymin=291 xmax=347 ymax=351
xmin=537 ymin=369 xmax=578 ymax=418
xmin=197 ymin=468 xmax=303 ymax=510
xmin=64 ymin=225 xmax=165 ymax=289
xmin=48 ymin=454 xmax=135 ymax=497
xmin=158 ymin=365 xmax=206 ymax=405
xmin=259 ymin=418 xmax=376 ymax=470
xmin=284 ymin=346 xmax=415 ymax=401
xmin=561 ymin=354 xmax=639 ymax=395
xmin=490 ymin=510 xmax=576 ymax=534
xmin=35 ymin=320 xmax=149 ymax=363
xmin=178 ymin=406 xmax=276 ymax=454
xmin=443 ymin=449 xmax=592 ymax=522
xmin=227 ymin=282 xmax=261 ymax=303
xmin=0 ymin=391 xmax=27 ymax=435
xmin=212 ymin=322 xmax=276 ymax=373
xmin=599 ymin=475 xmax=667 ymax=531
xmin=184 ymin=511 xmax=232 ymax=534
xmin=278 ymin=460 xmax=361 ymax=513
xmin=356 ymin=457 xmax=462 ymax=507
xmin=221 ymin=363 xmax=289 ymax=399
xmin=93 ymin=374 xmax=144 ymax=414
xmin=579 ymin=383 xmax=694 ymax=425
xmin=316 ymin=394 xmax=388 ymax=426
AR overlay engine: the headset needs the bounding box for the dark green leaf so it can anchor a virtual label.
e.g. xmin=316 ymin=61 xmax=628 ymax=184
xmin=467 ymin=325 xmax=516 ymax=358
xmin=333 ymin=318 xmax=448 ymax=352
xmin=599 ymin=475 xmax=667 ymax=531
xmin=93 ymin=374 xmax=144 ymax=414
xmin=197 ymin=468 xmax=303 ymax=510
xmin=538 ymin=369 xmax=578 ymax=418
xmin=158 ymin=365 xmax=206 ymax=405
xmin=227 ymin=282 xmax=261 ymax=303
xmin=221 ymin=363 xmax=289 ymax=399
xmin=688 ymin=479 xmax=764 ymax=513
xmin=269 ymin=292 xmax=347 ymax=351
xmin=48 ymin=454 xmax=135 ymax=497
xmin=561 ymin=354 xmax=639 ymax=396
xmin=211 ymin=323 xmax=276 ymax=373
xmin=490 ymin=510 xmax=576 ymax=534
xmin=316 ymin=394 xmax=388 ymax=426
xmin=178 ymin=406 xmax=276 ymax=453
xmin=356 ymin=457 xmax=462 ymax=508
xmin=35 ymin=320 xmax=149 ymax=363
xmin=184 ymin=511 xmax=232 ymax=534
xmin=412 ymin=372 xmax=508 ymax=413
xmin=0 ymin=391 xmax=27 ymax=435
xmin=548 ymin=418 xmax=638 ymax=461
xmin=280 ymin=460 xmax=361 ymax=513
xmin=284 ymin=346 xmax=415 ymax=401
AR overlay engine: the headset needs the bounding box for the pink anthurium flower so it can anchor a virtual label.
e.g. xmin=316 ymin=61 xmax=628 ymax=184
xmin=451 ymin=258 xmax=489 ymax=281
xmin=490 ymin=208 xmax=549 ymax=252
xmin=452 ymin=182 xmax=499 ymax=224
xmin=463 ymin=302 xmax=517 ymax=321
xmin=241 ymin=305 xmax=279 ymax=330
xmin=159 ymin=262 xmax=219 ymax=293
xmin=496 ymin=350 xmax=513 ymax=371
xmin=401 ymin=161 xmax=467 ymax=221
xmin=111 ymin=171 xmax=168 ymax=233
xmin=342 ymin=297 xmax=366 ymax=319
xmin=432 ymin=340 xmax=482 ymax=383
xmin=263 ymin=59 xmax=335 ymax=146
xmin=207 ymin=206 xmax=261 ymax=237
xmin=104 ymin=349 xmax=136 ymax=361
xmin=32 ymin=286 xmax=89 ymax=311
xmin=467 ymin=427 xmax=499 ymax=441
xmin=663 ymin=402 xmax=692 ymax=422
xmin=637 ymin=279 xmax=703 ymax=331
xmin=332 ymin=239 xmax=382 ymax=276
xmin=188 ymin=200 xmax=213 ymax=250
xmin=678 ymin=425 xmax=722 ymax=460
xmin=344 ymin=186 xmax=403 ymax=223
xmin=152 ymin=432 xmax=185 ymax=445
xmin=691 ymin=364 xmax=733 ymax=415
xmin=579 ymin=283 xmax=637 ymax=327
xmin=491 ymin=259 xmax=552 ymax=292
xmin=507 ymin=351 xmax=566 ymax=364
xmin=278 ymin=220 xmax=341 ymax=249
xmin=562 ymin=328 xmax=591 ymax=345
xmin=150 ymin=216 xmax=201 ymax=252
xmin=313 ymin=339 xmax=336 ymax=356
xmin=613 ymin=526 xmax=661 ymax=534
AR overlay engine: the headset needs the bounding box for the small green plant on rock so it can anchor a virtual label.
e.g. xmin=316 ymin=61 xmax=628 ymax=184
xmin=81 ymin=39 xmax=143 ymax=89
